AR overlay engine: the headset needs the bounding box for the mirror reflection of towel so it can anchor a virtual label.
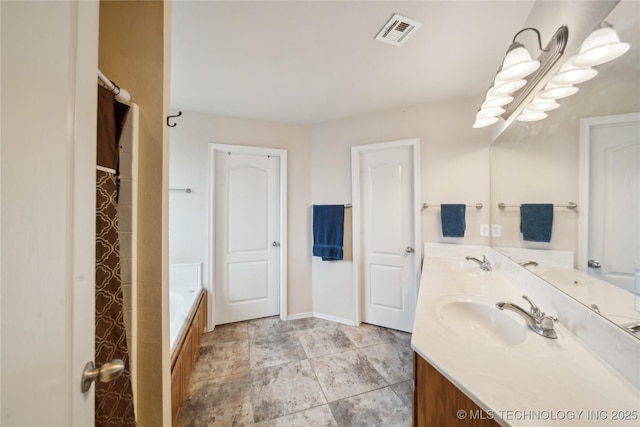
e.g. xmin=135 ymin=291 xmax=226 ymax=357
xmin=441 ymin=204 xmax=466 ymax=238
xmin=520 ymin=204 xmax=553 ymax=242
xmin=312 ymin=205 xmax=344 ymax=261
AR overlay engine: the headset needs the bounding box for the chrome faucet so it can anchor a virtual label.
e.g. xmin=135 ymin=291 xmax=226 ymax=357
xmin=496 ymin=295 xmax=558 ymax=339
xmin=465 ymin=255 xmax=492 ymax=271
xmin=518 ymin=260 xmax=539 ymax=268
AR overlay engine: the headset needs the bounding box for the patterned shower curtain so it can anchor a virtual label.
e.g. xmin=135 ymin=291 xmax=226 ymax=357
xmin=95 ymin=85 xmax=136 ymax=426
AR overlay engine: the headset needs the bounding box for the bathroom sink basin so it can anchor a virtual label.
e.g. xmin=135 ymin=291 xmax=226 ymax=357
xmin=436 ymin=298 xmax=528 ymax=347
xmin=427 ymin=258 xmax=489 ymax=275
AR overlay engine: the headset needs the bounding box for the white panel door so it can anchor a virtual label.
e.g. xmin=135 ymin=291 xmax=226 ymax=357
xmin=361 ymin=144 xmax=417 ymax=332
xmin=587 ymin=114 xmax=640 ymax=292
xmin=1 ymin=1 xmax=97 ymax=424
xmin=215 ymin=152 xmax=280 ymax=324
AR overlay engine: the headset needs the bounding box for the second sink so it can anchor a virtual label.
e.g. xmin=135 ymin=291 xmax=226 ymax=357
xmin=437 ymin=297 xmax=528 ymax=347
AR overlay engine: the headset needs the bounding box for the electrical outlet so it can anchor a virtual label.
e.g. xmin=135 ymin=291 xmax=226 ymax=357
xmin=480 ymin=224 xmax=489 ymax=237
xmin=492 ymin=224 xmax=501 ymax=237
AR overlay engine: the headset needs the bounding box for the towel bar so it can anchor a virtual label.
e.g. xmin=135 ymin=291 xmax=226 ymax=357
xmin=498 ymin=202 xmax=577 ymax=210
xmin=422 ymin=203 xmax=483 ymax=211
xmin=170 ymin=188 xmax=192 ymax=193
xmin=312 ymin=204 xmax=351 ymax=208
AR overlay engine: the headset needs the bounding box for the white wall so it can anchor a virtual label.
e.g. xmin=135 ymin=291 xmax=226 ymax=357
xmin=170 ymin=100 xmax=493 ymax=325
xmin=491 ymin=40 xmax=640 ymax=259
xmin=311 ymin=98 xmax=492 ymax=322
xmin=169 ymin=111 xmax=313 ymax=317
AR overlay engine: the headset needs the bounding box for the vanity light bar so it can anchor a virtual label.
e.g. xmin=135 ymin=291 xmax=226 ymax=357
xmin=502 ymin=26 xmax=568 ymax=119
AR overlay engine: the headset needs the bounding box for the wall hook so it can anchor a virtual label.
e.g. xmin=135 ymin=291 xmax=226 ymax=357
xmin=167 ymin=111 xmax=182 ymax=127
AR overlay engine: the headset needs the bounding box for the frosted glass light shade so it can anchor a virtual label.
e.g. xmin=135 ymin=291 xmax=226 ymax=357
xmin=573 ymin=26 xmax=630 ymax=67
xmin=526 ymin=97 xmax=560 ymax=112
xmin=517 ymin=111 xmax=547 ymax=122
xmin=488 ymin=79 xmax=526 ymax=97
xmin=473 ymin=116 xmax=499 ymax=128
xmin=551 ymin=58 xmax=598 ymax=85
xmin=496 ymin=44 xmax=541 ymax=81
xmin=538 ymin=83 xmax=579 ymax=100
xmin=477 ymin=107 xmax=505 ymax=119
xmin=481 ymin=95 xmax=514 ymax=109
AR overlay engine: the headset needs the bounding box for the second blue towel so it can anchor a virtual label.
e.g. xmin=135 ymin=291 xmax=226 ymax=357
xmin=441 ymin=204 xmax=466 ymax=238
xmin=520 ymin=204 xmax=553 ymax=242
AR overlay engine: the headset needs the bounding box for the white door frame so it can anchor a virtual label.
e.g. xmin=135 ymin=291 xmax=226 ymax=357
xmin=207 ymin=143 xmax=288 ymax=330
xmin=351 ymin=138 xmax=421 ymax=327
xmin=578 ymin=112 xmax=640 ymax=274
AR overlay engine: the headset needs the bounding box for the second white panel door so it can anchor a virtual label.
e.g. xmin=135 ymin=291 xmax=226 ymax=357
xmin=361 ymin=144 xmax=417 ymax=332
xmin=215 ymin=151 xmax=280 ymax=324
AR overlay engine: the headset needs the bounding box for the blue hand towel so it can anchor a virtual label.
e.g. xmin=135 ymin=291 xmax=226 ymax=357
xmin=312 ymin=205 xmax=345 ymax=261
xmin=520 ymin=204 xmax=554 ymax=242
xmin=441 ymin=204 xmax=466 ymax=238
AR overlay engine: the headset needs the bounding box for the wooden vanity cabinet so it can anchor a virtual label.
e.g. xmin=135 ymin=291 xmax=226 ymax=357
xmin=171 ymin=292 xmax=207 ymax=425
xmin=413 ymin=352 xmax=499 ymax=427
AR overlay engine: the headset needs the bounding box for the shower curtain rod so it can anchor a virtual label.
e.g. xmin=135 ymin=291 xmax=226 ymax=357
xmin=98 ymin=69 xmax=131 ymax=103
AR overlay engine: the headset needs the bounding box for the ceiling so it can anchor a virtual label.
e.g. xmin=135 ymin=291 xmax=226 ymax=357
xmin=170 ymin=1 xmax=539 ymax=125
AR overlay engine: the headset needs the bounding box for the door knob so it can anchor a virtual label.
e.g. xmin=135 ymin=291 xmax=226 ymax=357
xmin=272 ymin=241 xmax=280 ymax=247
xmin=588 ymin=259 xmax=601 ymax=269
xmin=405 ymin=246 xmax=414 ymax=253
xmin=81 ymin=359 xmax=125 ymax=393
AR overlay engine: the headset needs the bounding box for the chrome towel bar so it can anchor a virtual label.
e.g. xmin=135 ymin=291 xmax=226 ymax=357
xmin=498 ymin=202 xmax=577 ymax=210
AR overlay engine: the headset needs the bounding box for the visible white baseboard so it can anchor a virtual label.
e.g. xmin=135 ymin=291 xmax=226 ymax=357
xmin=286 ymin=312 xmax=313 ymax=320
xmin=312 ymin=312 xmax=358 ymax=326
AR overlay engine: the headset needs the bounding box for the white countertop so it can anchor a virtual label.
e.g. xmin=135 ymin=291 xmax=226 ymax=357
xmin=411 ymin=243 xmax=640 ymax=426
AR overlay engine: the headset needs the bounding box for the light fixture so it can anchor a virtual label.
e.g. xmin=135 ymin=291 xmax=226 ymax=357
xmin=488 ymin=79 xmax=527 ymax=97
xmin=473 ymin=26 xmax=568 ymax=128
xmin=496 ymin=29 xmax=543 ymax=82
xmin=551 ymin=57 xmax=598 ymax=85
xmin=538 ymin=82 xmax=579 ymax=100
xmin=473 ymin=21 xmax=630 ymax=128
xmin=517 ymin=111 xmax=548 ymax=122
xmin=472 ymin=116 xmax=499 ymax=128
xmin=477 ymin=107 xmax=506 ymax=118
xmin=573 ymin=22 xmax=630 ymax=67
xmin=525 ymin=97 xmax=560 ymax=112
xmin=481 ymin=95 xmax=514 ymax=109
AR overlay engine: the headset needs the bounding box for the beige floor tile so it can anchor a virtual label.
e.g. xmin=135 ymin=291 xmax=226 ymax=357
xmin=309 ymin=349 xmax=387 ymax=402
xmin=251 ymin=360 xmax=327 ymax=422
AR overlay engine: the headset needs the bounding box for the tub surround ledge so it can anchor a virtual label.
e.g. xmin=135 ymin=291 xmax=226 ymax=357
xmin=412 ymin=243 xmax=640 ymax=427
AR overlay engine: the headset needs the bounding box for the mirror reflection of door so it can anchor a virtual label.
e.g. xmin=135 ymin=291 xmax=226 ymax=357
xmin=582 ymin=112 xmax=640 ymax=292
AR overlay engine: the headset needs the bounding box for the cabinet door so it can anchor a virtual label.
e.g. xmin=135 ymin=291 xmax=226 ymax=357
xmin=413 ymin=353 xmax=498 ymax=427
xmin=171 ymin=353 xmax=184 ymax=425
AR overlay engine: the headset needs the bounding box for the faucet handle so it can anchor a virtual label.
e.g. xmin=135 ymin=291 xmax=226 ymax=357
xmin=539 ymin=315 xmax=557 ymax=330
xmin=522 ymin=295 xmax=540 ymax=316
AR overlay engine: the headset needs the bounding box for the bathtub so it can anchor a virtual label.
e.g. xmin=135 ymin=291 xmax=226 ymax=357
xmin=169 ymin=263 xmax=203 ymax=355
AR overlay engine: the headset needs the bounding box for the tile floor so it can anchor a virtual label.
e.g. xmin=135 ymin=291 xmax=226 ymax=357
xmin=177 ymin=316 xmax=414 ymax=426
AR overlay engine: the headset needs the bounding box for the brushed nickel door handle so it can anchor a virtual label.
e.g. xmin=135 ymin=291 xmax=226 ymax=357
xmin=588 ymin=259 xmax=601 ymax=269
xmin=405 ymin=246 xmax=414 ymax=253
xmin=81 ymin=359 xmax=124 ymax=393
xmin=272 ymin=241 xmax=280 ymax=247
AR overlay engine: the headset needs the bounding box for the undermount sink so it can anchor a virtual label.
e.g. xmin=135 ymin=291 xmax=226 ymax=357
xmin=427 ymin=258 xmax=490 ymax=275
xmin=436 ymin=298 xmax=528 ymax=347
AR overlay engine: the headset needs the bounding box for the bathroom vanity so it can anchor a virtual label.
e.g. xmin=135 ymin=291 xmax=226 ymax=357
xmin=411 ymin=243 xmax=639 ymax=427
xmin=171 ymin=290 xmax=206 ymax=425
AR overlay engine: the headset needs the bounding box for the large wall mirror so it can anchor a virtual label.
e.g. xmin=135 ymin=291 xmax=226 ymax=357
xmin=490 ymin=0 xmax=640 ymax=338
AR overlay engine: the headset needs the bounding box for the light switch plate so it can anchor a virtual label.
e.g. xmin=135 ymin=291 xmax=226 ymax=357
xmin=480 ymin=224 xmax=489 ymax=237
xmin=492 ymin=224 xmax=501 ymax=237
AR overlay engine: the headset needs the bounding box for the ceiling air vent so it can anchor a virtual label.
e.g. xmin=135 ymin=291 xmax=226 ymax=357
xmin=375 ymin=13 xmax=422 ymax=46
